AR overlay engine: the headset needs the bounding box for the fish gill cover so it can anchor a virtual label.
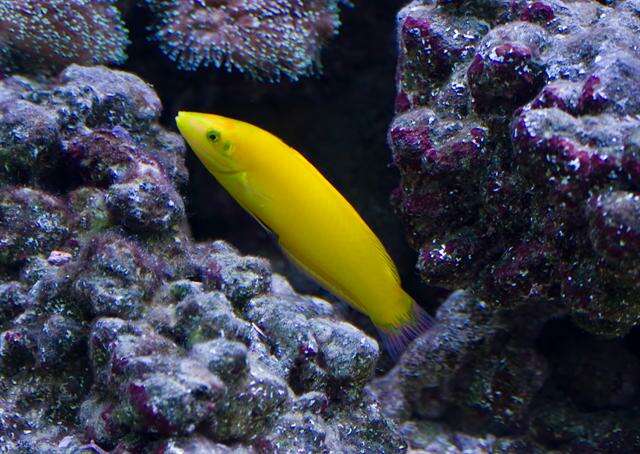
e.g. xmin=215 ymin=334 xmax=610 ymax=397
xmin=378 ymin=0 xmax=640 ymax=451
xmin=0 ymin=65 xmax=405 ymax=452
xmin=0 ymin=0 xmax=346 ymax=81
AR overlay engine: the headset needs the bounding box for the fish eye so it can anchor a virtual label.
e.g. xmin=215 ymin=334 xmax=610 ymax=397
xmin=207 ymin=130 xmax=221 ymax=143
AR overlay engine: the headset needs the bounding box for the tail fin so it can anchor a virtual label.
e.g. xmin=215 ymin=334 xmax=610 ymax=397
xmin=377 ymin=302 xmax=434 ymax=359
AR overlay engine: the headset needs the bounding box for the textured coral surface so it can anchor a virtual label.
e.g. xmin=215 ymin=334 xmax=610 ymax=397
xmin=390 ymin=0 xmax=640 ymax=337
xmin=146 ymin=0 xmax=345 ymax=80
xmin=0 ymin=66 xmax=404 ymax=452
xmin=382 ymin=0 xmax=640 ymax=451
xmin=371 ymin=291 xmax=640 ymax=452
xmin=0 ymin=0 xmax=345 ymax=81
xmin=0 ymin=0 xmax=129 ymax=74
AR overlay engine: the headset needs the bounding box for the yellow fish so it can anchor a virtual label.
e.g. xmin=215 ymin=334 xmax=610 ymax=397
xmin=175 ymin=112 xmax=432 ymax=357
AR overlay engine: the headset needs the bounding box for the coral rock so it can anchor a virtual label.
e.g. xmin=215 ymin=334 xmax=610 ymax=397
xmin=0 ymin=65 xmax=403 ymax=452
xmin=0 ymin=187 xmax=70 ymax=269
xmin=391 ymin=0 xmax=640 ymax=336
xmin=387 ymin=1 xmax=640 ymax=448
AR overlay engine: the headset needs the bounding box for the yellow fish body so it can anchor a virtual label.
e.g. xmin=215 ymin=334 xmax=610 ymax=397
xmin=176 ymin=112 xmax=431 ymax=356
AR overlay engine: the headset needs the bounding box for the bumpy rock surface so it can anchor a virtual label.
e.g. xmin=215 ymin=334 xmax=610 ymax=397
xmin=390 ymin=0 xmax=640 ymax=336
xmin=371 ymin=291 xmax=640 ymax=452
xmin=0 ymin=65 xmax=405 ymax=453
xmin=383 ymin=0 xmax=640 ymax=451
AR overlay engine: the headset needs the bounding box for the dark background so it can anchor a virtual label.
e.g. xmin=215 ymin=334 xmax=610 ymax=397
xmin=123 ymin=1 xmax=440 ymax=310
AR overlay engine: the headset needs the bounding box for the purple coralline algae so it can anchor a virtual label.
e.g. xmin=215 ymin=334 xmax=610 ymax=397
xmin=381 ymin=0 xmax=640 ymax=451
xmin=390 ymin=0 xmax=640 ymax=336
xmin=0 ymin=65 xmax=404 ymax=452
xmin=0 ymin=0 xmax=346 ymax=81
xmin=371 ymin=290 xmax=640 ymax=452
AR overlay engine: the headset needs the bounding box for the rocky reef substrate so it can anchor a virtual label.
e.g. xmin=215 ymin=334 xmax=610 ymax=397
xmin=384 ymin=0 xmax=640 ymax=451
xmin=0 ymin=65 xmax=404 ymax=453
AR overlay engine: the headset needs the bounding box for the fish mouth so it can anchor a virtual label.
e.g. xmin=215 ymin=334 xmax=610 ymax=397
xmin=175 ymin=111 xmax=240 ymax=175
xmin=175 ymin=111 xmax=213 ymax=143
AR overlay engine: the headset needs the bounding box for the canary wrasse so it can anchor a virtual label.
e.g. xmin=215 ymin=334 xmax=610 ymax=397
xmin=176 ymin=112 xmax=432 ymax=357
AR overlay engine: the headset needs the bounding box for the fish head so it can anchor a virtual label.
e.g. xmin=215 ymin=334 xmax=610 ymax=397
xmin=176 ymin=111 xmax=246 ymax=175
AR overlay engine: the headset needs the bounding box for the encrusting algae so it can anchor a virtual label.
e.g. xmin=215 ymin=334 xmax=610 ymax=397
xmin=176 ymin=111 xmax=433 ymax=357
xmin=0 ymin=65 xmax=406 ymax=452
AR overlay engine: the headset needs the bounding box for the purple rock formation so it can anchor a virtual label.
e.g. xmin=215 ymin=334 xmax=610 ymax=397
xmin=0 ymin=65 xmax=404 ymax=452
xmin=382 ymin=1 xmax=640 ymax=450
xmin=371 ymin=291 xmax=640 ymax=452
xmin=390 ymin=0 xmax=640 ymax=336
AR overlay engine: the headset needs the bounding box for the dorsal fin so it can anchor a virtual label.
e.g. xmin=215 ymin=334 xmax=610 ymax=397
xmin=372 ymin=237 xmax=401 ymax=284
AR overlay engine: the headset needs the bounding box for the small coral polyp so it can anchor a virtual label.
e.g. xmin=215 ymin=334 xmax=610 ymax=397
xmin=390 ymin=0 xmax=640 ymax=338
xmin=0 ymin=66 xmax=403 ymax=452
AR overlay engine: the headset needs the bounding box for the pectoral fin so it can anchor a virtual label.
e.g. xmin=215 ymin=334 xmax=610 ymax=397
xmin=231 ymin=172 xmax=277 ymax=240
xmin=237 ymin=172 xmax=272 ymax=208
